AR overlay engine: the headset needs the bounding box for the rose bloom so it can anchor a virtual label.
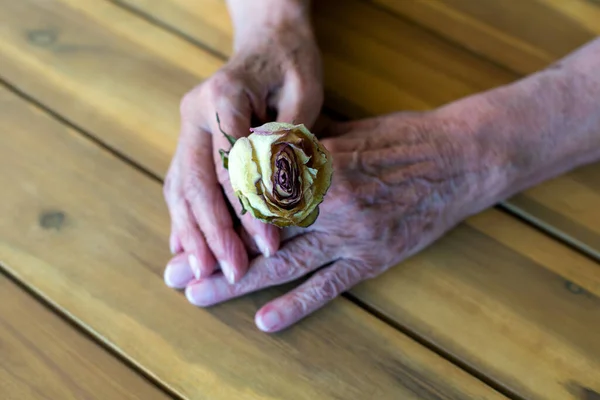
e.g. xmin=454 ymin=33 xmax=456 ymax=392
xmin=228 ymin=122 xmax=333 ymax=227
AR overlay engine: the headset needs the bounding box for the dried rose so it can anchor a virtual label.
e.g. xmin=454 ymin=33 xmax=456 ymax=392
xmin=220 ymin=119 xmax=332 ymax=228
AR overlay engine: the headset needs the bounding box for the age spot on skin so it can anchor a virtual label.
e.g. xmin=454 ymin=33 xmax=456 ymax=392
xmin=26 ymin=29 xmax=58 ymax=47
xmin=39 ymin=211 xmax=66 ymax=231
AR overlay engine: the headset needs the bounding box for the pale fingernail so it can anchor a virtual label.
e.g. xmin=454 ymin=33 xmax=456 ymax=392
xmin=222 ymin=262 xmax=236 ymax=284
xmin=185 ymin=283 xmax=216 ymax=306
xmin=188 ymin=254 xmax=201 ymax=280
xmin=164 ymin=259 xmax=194 ymax=289
xmin=253 ymin=235 xmax=271 ymax=258
xmin=257 ymin=309 xmax=282 ymax=332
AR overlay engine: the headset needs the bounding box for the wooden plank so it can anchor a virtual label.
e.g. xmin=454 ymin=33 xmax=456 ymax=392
xmin=0 ymin=274 xmax=172 ymax=400
xmin=110 ymin=0 xmax=600 ymax=260
xmin=370 ymin=0 xmax=599 ymax=76
xmin=354 ymin=210 xmax=600 ymax=400
xmin=0 ymin=87 xmax=506 ymax=399
xmin=0 ymin=0 xmax=219 ymax=173
xmin=1 ymin=0 xmax=599 ymax=398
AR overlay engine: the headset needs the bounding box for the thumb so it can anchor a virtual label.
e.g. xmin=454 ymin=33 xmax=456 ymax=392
xmin=276 ymin=74 xmax=323 ymax=129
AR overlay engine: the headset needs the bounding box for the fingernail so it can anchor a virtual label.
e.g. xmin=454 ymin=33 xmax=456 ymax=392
xmin=257 ymin=309 xmax=281 ymax=332
xmin=169 ymin=232 xmax=179 ymax=254
xmin=188 ymin=254 xmax=201 ymax=280
xmin=221 ymin=261 xmax=236 ymax=284
xmin=164 ymin=259 xmax=194 ymax=289
xmin=254 ymin=235 xmax=271 ymax=258
xmin=185 ymin=283 xmax=216 ymax=306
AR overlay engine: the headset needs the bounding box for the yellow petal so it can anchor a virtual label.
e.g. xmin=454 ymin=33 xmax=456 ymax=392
xmin=248 ymin=133 xmax=284 ymax=195
xmin=229 ymin=137 xmax=261 ymax=196
xmin=244 ymin=192 xmax=277 ymax=218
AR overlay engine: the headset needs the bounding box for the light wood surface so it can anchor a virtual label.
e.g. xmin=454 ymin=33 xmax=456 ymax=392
xmin=1 ymin=1 xmax=599 ymax=399
xmin=0 ymin=275 xmax=172 ymax=400
xmin=0 ymin=0 xmax=600 ymax=399
xmin=111 ymin=0 xmax=600 ymax=260
xmin=371 ymin=0 xmax=599 ymax=75
xmin=0 ymin=85 xmax=507 ymax=399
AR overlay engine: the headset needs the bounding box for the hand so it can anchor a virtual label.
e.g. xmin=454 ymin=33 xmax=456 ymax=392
xmin=184 ymin=110 xmax=507 ymax=332
xmin=163 ymin=5 xmax=323 ymax=288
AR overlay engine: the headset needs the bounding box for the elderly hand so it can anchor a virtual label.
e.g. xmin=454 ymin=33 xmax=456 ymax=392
xmin=163 ymin=0 xmax=322 ymax=287
xmin=184 ymin=109 xmax=510 ymax=332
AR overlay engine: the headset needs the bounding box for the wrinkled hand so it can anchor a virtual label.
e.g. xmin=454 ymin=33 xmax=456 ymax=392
xmin=185 ymin=111 xmax=496 ymax=332
xmin=163 ymin=22 xmax=323 ymax=287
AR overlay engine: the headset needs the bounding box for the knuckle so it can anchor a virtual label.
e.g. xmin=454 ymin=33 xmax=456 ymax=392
xmin=289 ymin=292 xmax=312 ymax=316
xmin=319 ymin=138 xmax=336 ymax=153
xmin=179 ymin=89 xmax=199 ymax=118
xmin=299 ymin=234 xmax=327 ymax=255
xmin=301 ymin=81 xmax=324 ymax=103
xmin=214 ymin=162 xmax=230 ymax=185
xmin=264 ymin=253 xmax=301 ymax=282
xmin=346 ymin=255 xmax=378 ymax=280
xmin=307 ymin=274 xmax=343 ymax=303
xmin=182 ymin=174 xmax=203 ymax=204
xmin=207 ymin=71 xmax=238 ymax=98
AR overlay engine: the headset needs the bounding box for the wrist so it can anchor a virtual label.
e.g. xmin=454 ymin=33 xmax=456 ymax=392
xmin=226 ymin=0 xmax=313 ymax=51
xmin=438 ymin=57 xmax=600 ymax=215
xmin=430 ymin=96 xmax=516 ymax=219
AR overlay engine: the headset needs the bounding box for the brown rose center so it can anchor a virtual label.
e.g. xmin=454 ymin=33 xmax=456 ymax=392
xmin=272 ymin=145 xmax=302 ymax=209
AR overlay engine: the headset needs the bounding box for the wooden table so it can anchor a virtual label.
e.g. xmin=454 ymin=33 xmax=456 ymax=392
xmin=1 ymin=0 xmax=599 ymax=399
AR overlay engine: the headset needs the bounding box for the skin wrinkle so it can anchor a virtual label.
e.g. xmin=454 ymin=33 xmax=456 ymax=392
xmin=170 ymin=4 xmax=600 ymax=332
xmin=261 ymin=233 xmax=329 ymax=282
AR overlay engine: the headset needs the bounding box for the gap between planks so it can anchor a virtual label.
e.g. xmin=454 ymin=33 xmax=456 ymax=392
xmin=0 ymin=264 xmax=183 ymax=400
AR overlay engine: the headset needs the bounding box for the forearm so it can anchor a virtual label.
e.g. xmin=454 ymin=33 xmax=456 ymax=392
xmin=226 ymin=0 xmax=313 ymax=50
xmin=445 ymin=38 xmax=600 ymax=207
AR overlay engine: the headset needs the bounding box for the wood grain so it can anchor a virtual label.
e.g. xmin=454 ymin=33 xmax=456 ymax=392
xmin=0 ymin=275 xmax=172 ymax=400
xmin=0 ymin=0 xmax=219 ymax=174
xmin=371 ymin=0 xmax=599 ymax=76
xmin=1 ymin=0 xmax=599 ymax=398
xmin=0 ymin=86 xmax=506 ymax=399
xmin=110 ymin=0 xmax=600 ymax=260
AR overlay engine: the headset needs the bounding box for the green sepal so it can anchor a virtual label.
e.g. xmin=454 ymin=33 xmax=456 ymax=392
xmin=238 ymin=198 xmax=247 ymax=215
xmin=216 ymin=113 xmax=237 ymax=146
xmin=219 ymin=149 xmax=229 ymax=170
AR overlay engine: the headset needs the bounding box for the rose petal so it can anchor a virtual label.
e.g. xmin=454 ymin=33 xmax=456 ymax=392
xmin=229 ymin=138 xmax=262 ymax=195
xmin=297 ymin=206 xmax=320 ymax=228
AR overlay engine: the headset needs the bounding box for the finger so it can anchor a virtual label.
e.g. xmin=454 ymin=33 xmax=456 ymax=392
xmin=236 ymin=224 xmax=261 ymax=258
xmin=164 ymin=167 xmax=183 ymax=255
xmin=180 ymin=118 xmax=249 ymax=285
xmin=275 ymin=72 xmax=322 ymax=128
xmin=169 ymin=229 xmax=183 ymax=255
xmin=170 ymin=194 xmax=217 ymax=282
xmin=207 ymin=93 xmax=280 ymax=262
xmin=185 ymin=233 xmax=333 ymax=307
xmin=164 ymin=163 xmax=216 ymax=283
xmin=255 ymin=259 xmax=365 ymax=332
xmin=164 ymin=252 xmax=195 ymax=289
